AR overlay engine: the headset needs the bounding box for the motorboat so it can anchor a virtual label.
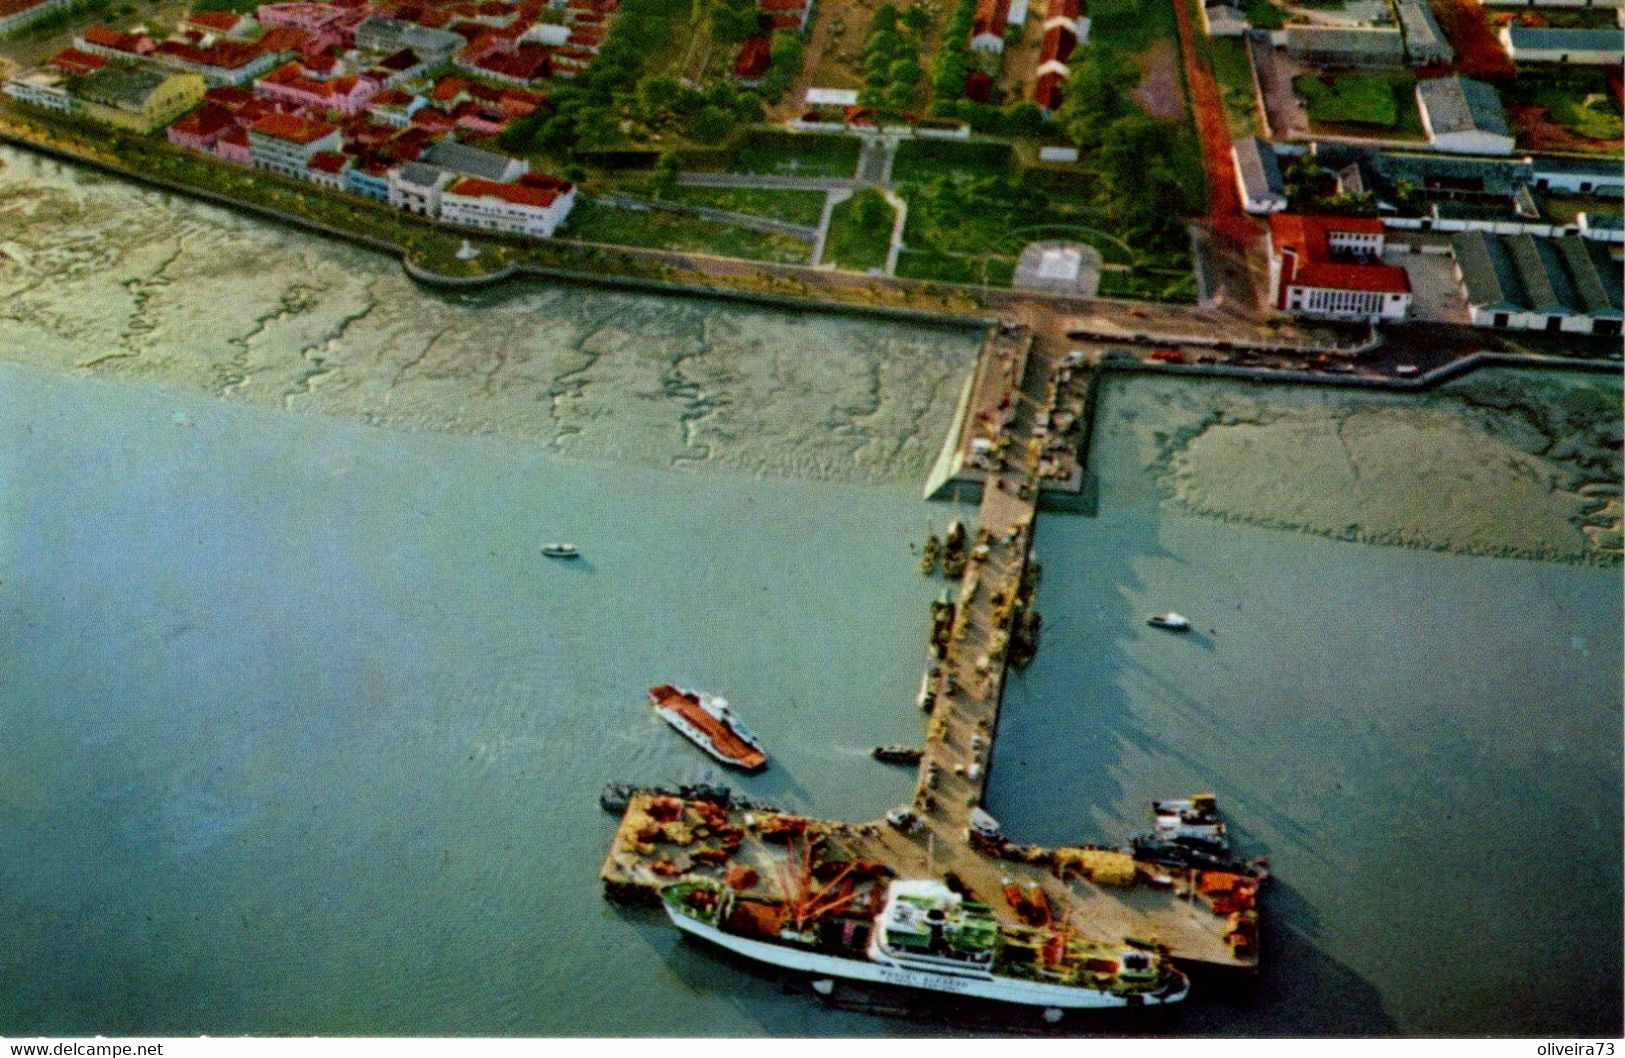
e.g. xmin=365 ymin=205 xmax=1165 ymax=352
xmin=542 ymin=543 xmax=581 ymax=559
xmin=1147 ymin=613 xmax=1190 ymax=631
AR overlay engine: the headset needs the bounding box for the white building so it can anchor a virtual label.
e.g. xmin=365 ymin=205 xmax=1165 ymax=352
xmin=0 ymin=0 xmax=77 ymax=38
xmin=388 ymin=162 xmax=456 ymax=216
xmin=1452 ymin=230 xmax=1622 ymax=335
xmin=1498 ymin=24 xmax=1625 ymax=63
xmin=1232 ymin=136 xmax=1287 ymax=214
xmin=4 ymin=70 xmax=74 ymax=110
xmin=1415 ymin=76 xmax=1515 ymax=156
xmin=439 ymin=176 xmax=576 ymax=237
xmin=1269 ymin=214 xmax=1412 ymax=320
xmin=246 ymin=113 xmax=342 ymax=179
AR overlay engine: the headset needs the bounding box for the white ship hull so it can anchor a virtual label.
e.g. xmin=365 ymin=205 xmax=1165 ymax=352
xmin=663 ymin=902 xmax=1184 ymax=1010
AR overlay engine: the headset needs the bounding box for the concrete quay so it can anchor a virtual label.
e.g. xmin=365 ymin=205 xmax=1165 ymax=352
xmin=601 ymin=326 xmax=1260 ymax=981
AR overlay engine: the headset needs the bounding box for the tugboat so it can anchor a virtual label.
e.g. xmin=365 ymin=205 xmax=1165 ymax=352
xmin=649 ymin=685 xmax=768 ymax=771
xmin=542 ymin=543 xmax=581 ymax=559
xmin=941 ymin=520 xmax=969 ymax=578
xmin=1147 ymin=613 xmax=1190 ymax=631
xmin=872 ymin=745 xmax=924 ymax=765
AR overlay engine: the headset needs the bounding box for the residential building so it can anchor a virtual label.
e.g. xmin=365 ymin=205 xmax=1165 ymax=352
xmin=353 ymin=16 xmax=465 ymax=62
xmin=1415 ymin=76 xmax=1515 ymax=155
xmin=1396 ymin=0 xmax=1454 ymax=63
xmin=4 ymin=70 xmax=73 ymax=110
xmin=1451 ymin=230 xmax=1623 ymax=334
xmin=1035 ymin=70 xmax=1065 ymax=110
xmin=422 ymin=138 xmax=528 ymax=182
xmin=1268 ymin=213 xmax=1412 ymax=319
xmin=73 ymin=68 xmax=206 ymax=132
xmin=150 ymin=40 xmax=278 ymax=85
xmin=181 ymin=10 xmax=258 ymax=37
xmin=216 ymin=125 xmax=252 ymax=164
xmin=1531 ymin=156 xmax=1625 ymax=196
xmin=74 ymin=26 xmax=158 ymax=60
xmin=734 ymin=34 xmax=771 ymax=86
xmin=1578 ymin=212 xmax=1623 ymax=244
xmin=1046 ymin=0 xmax=1089 ymax=46
xmin=972 ymin=0 xmax=1013 ymax=51
xmin=388 ymin=160 xmax=456 ymax=215
xmin=368 ymin=87 xmax=426 ymax=127
xmin=166 ymin=101 xmax=237 ymax=150
xmin=1284 ymin=25 xmax=1406 ymax=66
xmin=439 ymin=174 xmax=576 ymax=236
xmin=305 ymin=150 xmax=349 ymax=189
xmin=1232 ymin=135 xmax=1288 ymax=213
xmin=1498 ymin=24 xmax=1625 ymax=63
xmin=246 ymin=112 xmax=341 ymax=177
xmin=759 ymin=0 xmax=812 ymax=32
xmin=46 ymin=48 xmax=109 ymax=76
xmin=0 ymin=0 xmax=76 ymax=39
xmin=344 ymin=160 xmax=392 ymax=200
xmin=256 ymin=61 xmax=383 ymax=114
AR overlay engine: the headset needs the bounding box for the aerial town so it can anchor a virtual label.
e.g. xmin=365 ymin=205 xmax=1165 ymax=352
xmin=0 ymin=0 xmax=1618 ymax=331
xmin=0 ymin=0 xmax=1618 ymax=1032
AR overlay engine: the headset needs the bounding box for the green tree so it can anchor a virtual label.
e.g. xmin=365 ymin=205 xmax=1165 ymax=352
xmin=870 ymin=2 xmax=899 ymax=32
xmin=652 ymin=151 xmax=682 ymax=197
xmin=689 ymin=105 xmax=733 ymax=143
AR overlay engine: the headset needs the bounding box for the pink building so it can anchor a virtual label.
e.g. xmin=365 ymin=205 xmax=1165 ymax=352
xmin=255 ymin=60 xmax=382 ymax=114
xmin=216 ymin=126 xmax=253 ymax=165
xmin=167 ymin=102 xmax=237 ymax=150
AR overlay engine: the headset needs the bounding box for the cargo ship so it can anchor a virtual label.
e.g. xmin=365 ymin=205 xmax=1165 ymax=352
xmin=662 ymin=877 xmax=1189 ymax=1015
xmin=649 ymin=685 xmax=767 ymax=771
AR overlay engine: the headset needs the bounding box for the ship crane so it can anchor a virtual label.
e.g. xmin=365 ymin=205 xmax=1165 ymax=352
xmin=775 ymin=838 xmax=866 ymax=933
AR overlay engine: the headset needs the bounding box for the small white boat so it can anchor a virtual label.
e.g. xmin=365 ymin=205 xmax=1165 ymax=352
xmin=541 ymin=543 xmax=580 ymax=559
xmin=1147 ymin=613 xmax=1190 ymax=631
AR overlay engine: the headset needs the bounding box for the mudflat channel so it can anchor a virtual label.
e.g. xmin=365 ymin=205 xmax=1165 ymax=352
xmin=0 ymin=144 xmax=1618 ymax=1036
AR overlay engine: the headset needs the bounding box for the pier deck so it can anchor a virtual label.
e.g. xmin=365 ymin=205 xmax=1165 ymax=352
xmin=601 ymin=326 xmax=1259 ymax=979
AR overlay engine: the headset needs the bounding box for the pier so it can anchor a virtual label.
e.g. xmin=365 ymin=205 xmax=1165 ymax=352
xmin=601 ymin=325 xmax=1260 ymax=986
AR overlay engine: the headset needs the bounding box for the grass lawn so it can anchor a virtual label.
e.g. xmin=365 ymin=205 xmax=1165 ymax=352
xmin=1536 ymin=87 xmax=1623 ymax=141
xmin=1098 ymin=268 xmax=1198 ymax=302
xmin=1542 ymin=193 xmax=1625 ymax=225
xmin=891 ymin=139 xmax=1014 ymax=184
xmin=561 ymin=199 xmax=812 ymax=262
xmin=1241 ymin=0 xmax=1285 ymax=29
xmin=1089 ymin=0 xmax=1180 ymax=55
xmin=895 ymin=250 xmax=1016 ymax=286
xmin=1208 ymin=35 xmax=1261 ymax=136
xmin=822 ymin=188 xmax=895 ymax=271
xmin=729 ymin=131 xmax=861 ymax=177
xmin=661 ymin=185 xmax=829 ymax=227
xmin=1294 ymin=72 xmax=1400 ymax=126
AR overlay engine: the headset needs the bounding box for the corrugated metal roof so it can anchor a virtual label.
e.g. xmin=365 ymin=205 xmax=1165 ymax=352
xmin=1557 ymin=236 xmax=1624 ymax=318
xmin=1506 ymin=233 xmax=1577 ymax=314
xmin=1233 ymin=136 xmax=1284 ymax=197
xmin=1504 ymin=25 xmax=1625 ymax=52
xmin=1452 ymin=230 xmax=1525 ymax=311
xmin=1417 ymin=76 xmax=1509 ymax=138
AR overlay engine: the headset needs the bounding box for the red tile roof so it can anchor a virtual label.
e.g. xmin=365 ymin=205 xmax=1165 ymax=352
xmin=47 ymin=48 xmax=108 ymax=75
xmin=170 ymin=102 xmax=237 ymax=138
xmin=1048 ymin=0 xmax=1081 ymax=18
xmin=250 ymin=111 xmax=338 ymax=143
xmin=1269 ymin=214 xmax=1409 ymax=298
xmin=257 ymin=26 xmax=313 ymax=52
xmin=1035 ymin=70 xmax=1064 ymax=109
xmin=307 ymin=150 xmax=347 ymax=173
xmin=187 ymin=10 xmax=244 ymax=31
xmin=973 ymin=0 xmax=1010 ymax=37
xmin=155 ymin=39 xmax=266 ymax=69
xmin=734 ymin=34 xmax=771 ymax=78
xmin=205 ymin=84 xmax=256 ymax=107
xmin=965 ymin=69 xmax=994 ymax=102
xmin=1039 ymin=24 xmax=1076 ymax=63
xmin=448 ymin=174 xmax=568 ymax=207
